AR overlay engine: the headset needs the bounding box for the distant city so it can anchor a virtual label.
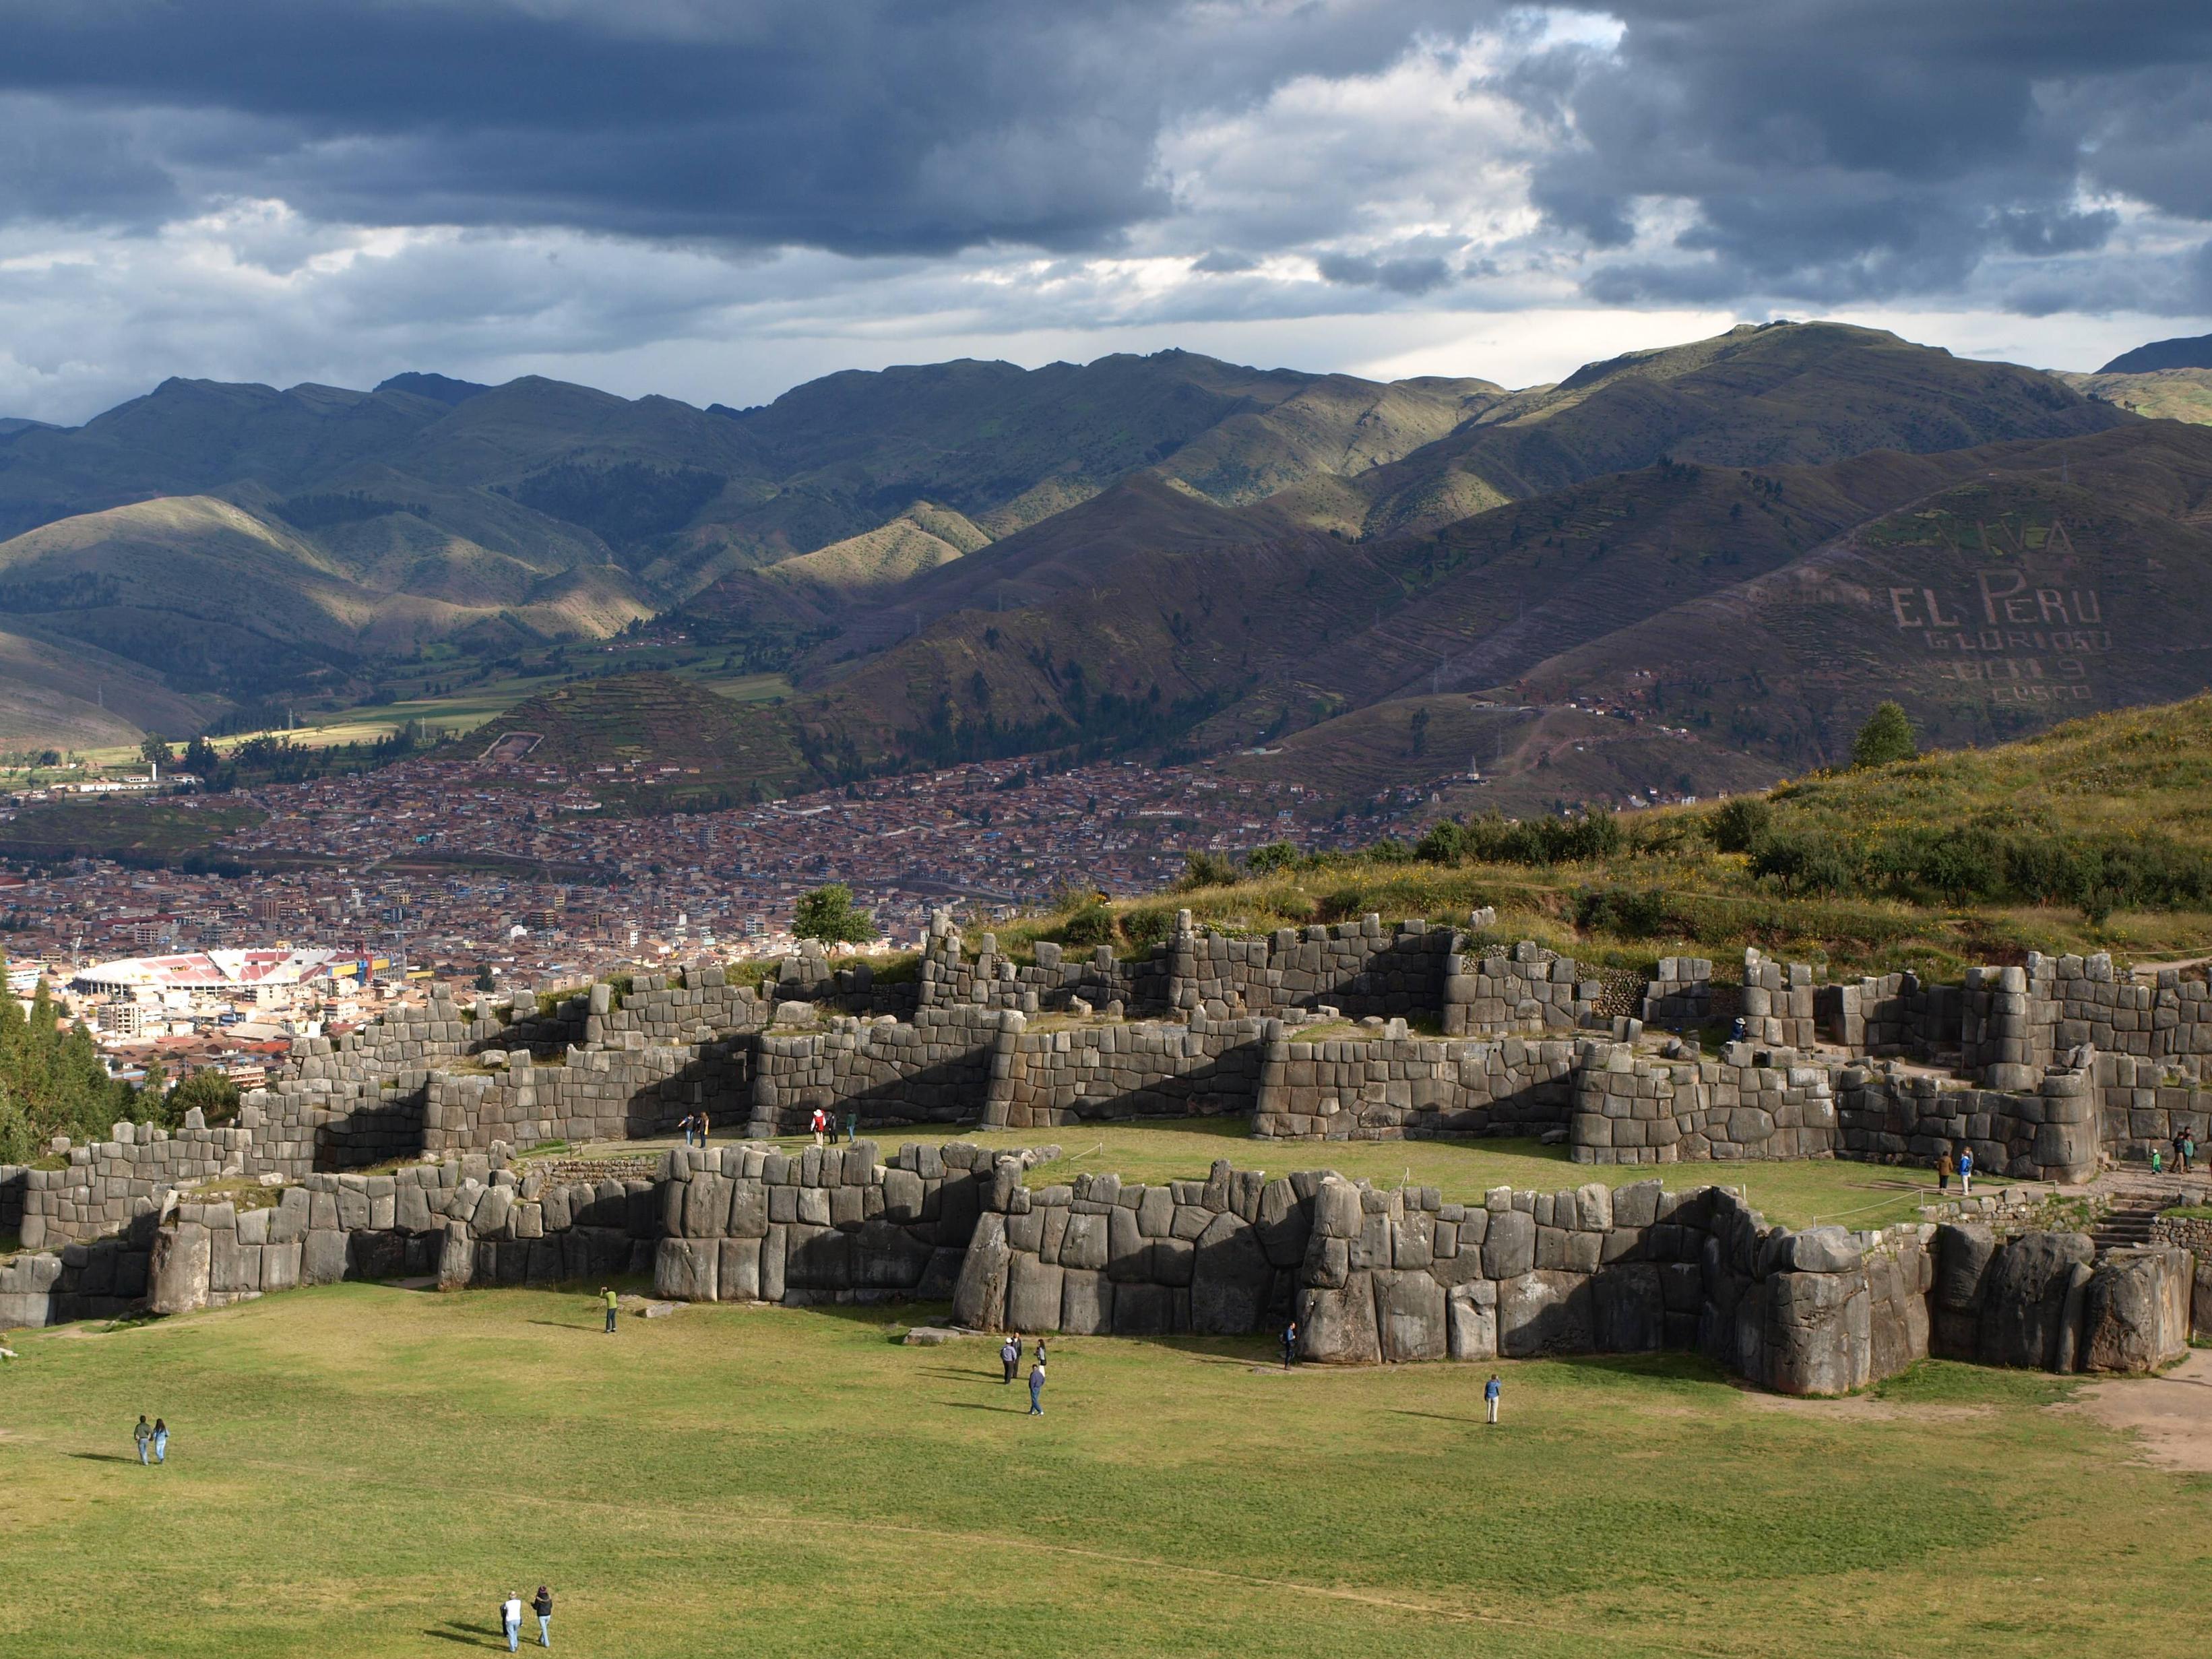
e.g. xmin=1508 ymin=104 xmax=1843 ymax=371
xmin=0 ymin=746 xmax=1439 ymax=1084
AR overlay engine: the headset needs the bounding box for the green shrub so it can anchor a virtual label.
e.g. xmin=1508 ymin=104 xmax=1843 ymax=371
xmin=1711 ymin=796 xmax=1773 ymax=854
xmin=1060 ymin=902 xmax=1117 ymax=948
xmin=1176 ymin=851 xmax=1238 ymax=891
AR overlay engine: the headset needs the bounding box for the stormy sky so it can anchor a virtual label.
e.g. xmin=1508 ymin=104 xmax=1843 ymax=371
xmin=1 ymin=0 xmax=2207 ymax=421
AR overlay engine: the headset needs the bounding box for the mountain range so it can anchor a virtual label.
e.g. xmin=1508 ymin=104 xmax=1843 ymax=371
xmin=4 ymin=319 xmax=2209 ymax=817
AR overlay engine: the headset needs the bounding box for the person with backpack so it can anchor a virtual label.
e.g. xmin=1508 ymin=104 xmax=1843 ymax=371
xmin=500 ymin=1592 xmax=524 ymax=1653
xmin=532 ymin=1586 xmax=554 ymax=1648
xmin=1484 ymin=1374 xmax=1502 ymax=1425
xmin=1282 ymin=1321 xmax=1298 ymax=1369
xmin=1028 ymin=1354 xmax=1046 ymax=1415
xmin=810 ymin=1106 xmax=829 ymax=1148
xmin=152 ymin=1418 xmax=168 ymax=1464
xmin=1000 ymin=1334 xmax=1021 ymax=1384
xmin=601 ymin=1285 xmax=618 ymax=1334
xmin=1958 ymin=1146 xmax=1973 ymax=1196
xmin=134 ymin=1414 xmax=152 ymax=1464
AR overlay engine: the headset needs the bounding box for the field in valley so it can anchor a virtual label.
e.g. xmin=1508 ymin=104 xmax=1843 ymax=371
xmin=2 ymin=1274 xmax=2207 ymax=1659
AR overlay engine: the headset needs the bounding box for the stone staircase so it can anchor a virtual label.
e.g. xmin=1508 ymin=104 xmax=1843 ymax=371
xmin=2091 ymin=1188 xmax=2182 ymax=1253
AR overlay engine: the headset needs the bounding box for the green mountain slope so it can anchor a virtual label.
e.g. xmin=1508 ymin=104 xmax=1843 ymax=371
xmin=1250 ymin=321 xmax=2130 ymax=541
xmin=2056 ymin=368 xmax=2212 ymax=425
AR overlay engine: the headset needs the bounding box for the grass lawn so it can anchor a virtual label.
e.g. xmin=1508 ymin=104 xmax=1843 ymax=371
xmin=1 ymin=1284 xmax=2205 ymax=1658
xmin=700 ymin=1120 xmax=1971 ymax=1232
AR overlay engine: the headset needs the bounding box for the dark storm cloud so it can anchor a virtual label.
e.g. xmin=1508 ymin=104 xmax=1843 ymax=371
xmin=1513 ymin=0 xmax=2212 ymax=306
xmin=0 ymin=0 xmax=1482 ymax=253
xmin=0 ymin=0 xmax=2207 ymax=316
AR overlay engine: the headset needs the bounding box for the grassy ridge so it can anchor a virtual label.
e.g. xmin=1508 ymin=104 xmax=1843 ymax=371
xmin=1014 ymin=695 xmax=2212 ymax=977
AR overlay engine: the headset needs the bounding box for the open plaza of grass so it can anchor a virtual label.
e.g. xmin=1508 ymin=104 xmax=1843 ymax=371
xmin=5 ymin=1123 xmax=2206 ymax=1658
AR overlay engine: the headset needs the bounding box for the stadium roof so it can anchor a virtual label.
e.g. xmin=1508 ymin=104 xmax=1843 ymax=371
xmin=71 ymin=949 xmax=340 ymax=993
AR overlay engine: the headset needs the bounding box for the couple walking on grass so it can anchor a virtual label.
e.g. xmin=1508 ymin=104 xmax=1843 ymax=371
xmin=131 ymin=1415 xmax=168 ymax=1464
xmin=499 ymin=1587 xmax=555 ymax=1650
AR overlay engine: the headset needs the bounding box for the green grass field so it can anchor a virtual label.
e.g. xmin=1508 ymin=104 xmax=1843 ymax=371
xmin=1 ymin=1283 xmax=2205 ymax=1658
xmin=698 ymin=1123 xmax=1969 ymax=1232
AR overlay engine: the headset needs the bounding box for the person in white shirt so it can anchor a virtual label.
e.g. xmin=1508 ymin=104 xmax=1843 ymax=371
xmin=501 ymin=1594 xmax=524 ymax=1652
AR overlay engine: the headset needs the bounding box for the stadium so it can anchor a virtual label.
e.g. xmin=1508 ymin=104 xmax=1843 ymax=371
xmin=68 ymin=948 xmax=344 ymax=996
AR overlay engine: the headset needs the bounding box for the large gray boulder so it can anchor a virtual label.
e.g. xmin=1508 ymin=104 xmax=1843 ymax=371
xmin=1374 ymin=1268 xmax=1448 ymax=1363
xmin=1060 ymin=1268 xmax=1113 ymax=1335
xmin=1447 ymin=1282 xmax=1498 ymax=1360
xmin=301 ymin=1229 xmax=348 ymax=1287
xmin=1593 ymin=1263 xmax=1666 ymax=1353
xmin=1189 ymin=1211 xmax=1271 ymax=1336
xmin=1763 ymin=1268 xmax=1871 ymax=1396
xmin=148 ymin=1222 xmax=212 ymax=1316
xmin=718 ymin=1237 xmax=762 ymax=1301
xmin=1930 ymin=1224 xmax=1997 ymax=1358
xmin=1976 ymin=1231 xmax=2093 ymax=1370
xmin=1483 ymin=1210 xmax=1537 ymax=1280
xmin=952 ymin=1214 xmax=1012 ymax=1329
xmin=655 ymin=1237 xmax=718 ymax=1301
xmin=851 ymin=1218 xmax=933 ymax=1290
xmin=2085 ymin=1249 xmax=2191 ymax=1373
xmin=1006 ymin=1253 xmax=1065 ymax=1332
xmin=1498 ymin=1270 xmax=1595 ymax=1357
xmin=1298 ymin=1271 xmax=1380 ymax=1363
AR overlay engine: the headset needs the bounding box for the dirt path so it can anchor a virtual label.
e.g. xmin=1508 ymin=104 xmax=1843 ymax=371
xmin=2073 ymin=1348 xmax=2212 ymax=1472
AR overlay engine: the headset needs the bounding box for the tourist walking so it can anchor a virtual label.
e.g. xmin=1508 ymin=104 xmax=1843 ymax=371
xmin=845 ymin=1111 xmax=857 ymax=1145
xmin=1958 ymin=1146 xmax=1973 ymax=1195
xmin=697 ymin=1110 xmax=710 ymax=1144
xmin=1484 ymin=1374 xmax=1501 ymax=1425
xmin=1282 ymin=1320 xmax=1298 ymax=1369
xmin=1028 ymin=1356 xmax=1046 ymax=1414
xmin=2186 ymin=1131 xmax=2199 ymax=1176
xmin=2153 ymin=1146 xmax=2164 ymax=1175
xmin=601 ymin=1285 xmax=618 ymax=1334
xmin=2176 ymin=1130 xmax=2191 ymax=1175
xmin=134 ymin=1414 xmax=152 ymax=1464
xmin=152 ymin=1418 xmax=168 ymax=1464
xmin=532 ymin=1585 xmax=553 ymax=1648
xmin=1936 ymin=1150 xmax=1954 ymax=1193
xmin=811 ymin=1106 xmax=829 ymax=1148
xmin=501 ymin=1592 xmax=524 ymax=1653
xmin=1001 ymin=1334 xmax=1021 ymax=1383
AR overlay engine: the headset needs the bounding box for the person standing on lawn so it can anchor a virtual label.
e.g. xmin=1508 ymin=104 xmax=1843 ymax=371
xmin=601 ymin=1285 xmax=618 ymax=1334
xmin=1282 ymin=1320 xmax=1298 ymax=1369
xmin=1484 ymin=1374 xmax=1502 ymax=1425
xmin=1001 ymin=1334 xmax=1021 ymax=1383
xmin=134 ymin=1415 xmax=152 ymax=1464
xmin=1028 ymin=1355 xmax=1046 ymax=1415
xmin=532 ymin=1586 xmax=553 ymax=1648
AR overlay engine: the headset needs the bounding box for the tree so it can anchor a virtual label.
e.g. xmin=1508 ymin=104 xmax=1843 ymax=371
xmin=793 ymin=884 xmax=878 ymax=945
xmin=183 ymin=736 xmax=220 ymax=777
xmin=1851 ymin=701 xmax=1918 ymax=770
xmin=1245 ymin=841 xmax=1300 ymax=874
xmin=474 ymin=964 xmax=497 ymax=992
xmin=140 ymin=736 xmax=175 ymax=770
xmin=165 ymin=1067 xmax=241 ymax=1125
